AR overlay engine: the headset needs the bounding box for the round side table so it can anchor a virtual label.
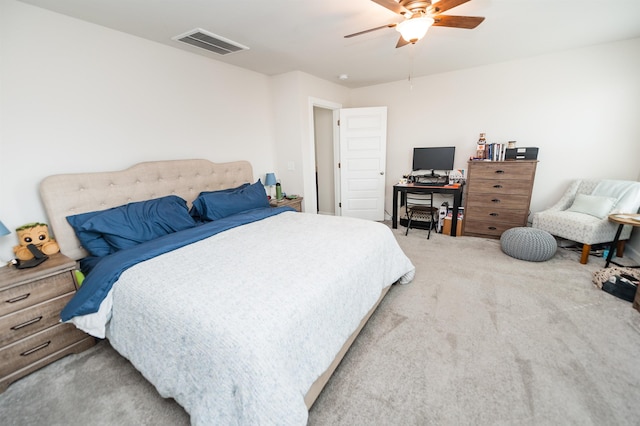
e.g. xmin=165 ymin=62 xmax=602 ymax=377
xmin=605 ymin=213 xmax=640 ymax=267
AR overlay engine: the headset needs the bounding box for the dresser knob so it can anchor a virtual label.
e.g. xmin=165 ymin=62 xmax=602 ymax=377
xmin=491 ymin=199 xmax=501 ymax=203
xmin=495 ymin=170 xmax=505 ymax=174
xmin=489 ymin=213 xmax=499 ymax=216
xmin=493 ymin=184 xmax=503 ymax=188
xmin=488 ymin=226 xmax=497 ymax=230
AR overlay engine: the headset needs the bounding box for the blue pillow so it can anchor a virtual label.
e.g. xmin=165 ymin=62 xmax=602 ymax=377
xmin=67 ymin=211 xmax=115 ymax=257
xmin=67 ymin=195 xmax=197 ymax=253
xmin=190 ymin=180 xmax=269 ymax=221
xmin=190 ymin=182 xmax=249 ymax=222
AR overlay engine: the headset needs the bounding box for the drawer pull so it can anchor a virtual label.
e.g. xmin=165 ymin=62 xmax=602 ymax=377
xmin=491 ymin=199 xmax=501 ymax=203
xmin=488 ymin=226 xmax=497 ymax=230
xmin=489 ymin=213 xmax=499 ymax=216
xmin=493 ymin=184 xmax=503 ymax=188
xmin=11 ymin=316 xmax=43 ymax=331
xmin=6 ymin=293 xmax=30 ymax=303
xmin=20 ymin=341 xmax=51 ymax=357
xmin=494 ymin=170 xmax=505 ymax=174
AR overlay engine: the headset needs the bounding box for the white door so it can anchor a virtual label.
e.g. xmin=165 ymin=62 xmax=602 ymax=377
xmin=339 ymin=107 xmax=387 ymax=221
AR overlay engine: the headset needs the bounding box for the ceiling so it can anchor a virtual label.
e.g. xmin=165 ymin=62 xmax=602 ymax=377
xmin=18 ymin=0 xmax=640 ymax=88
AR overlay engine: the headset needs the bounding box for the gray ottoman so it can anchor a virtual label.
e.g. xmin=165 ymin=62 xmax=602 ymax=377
xmin=500 ymin=227 xmax=557 ymax=262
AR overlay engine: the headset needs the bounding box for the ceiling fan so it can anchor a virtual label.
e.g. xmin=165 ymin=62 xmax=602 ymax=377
xmin=345 ymin=0 xmax=485 ymax=48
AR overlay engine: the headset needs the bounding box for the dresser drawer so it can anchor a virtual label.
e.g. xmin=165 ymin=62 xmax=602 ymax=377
xmin=469 ymin=162 xmax=536 ymax=180
xmin=0 ymin=293 xmax=74 ymax=347
xmin=1 ymin=271 xmax=76 ymax=317
xmin=461 ymin=205 xmax=528 ymax=225
xmin=463 ymin=219 xmax=520 ymax=238
xmin=466 ymin=178 xmax=533 ymax=196
xmin=466 ymin=193 xmax=531 ymax=210
xmin=0 ymin=323 xmax=87 ymax=378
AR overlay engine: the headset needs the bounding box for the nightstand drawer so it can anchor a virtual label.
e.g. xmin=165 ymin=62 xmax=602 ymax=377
xmin=0 ymin=271 xmax=76 ymax=317
xmin=0 ymin=323 xmax=87 ymax=378
xmin=0 ymin=293 xmax=75 ymax=347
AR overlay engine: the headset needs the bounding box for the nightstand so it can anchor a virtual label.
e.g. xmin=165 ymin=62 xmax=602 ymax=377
xmin=270 ymin=196 xmax=304 ymax=212
xmin=0 ymin=253 xmax=96 ymax=393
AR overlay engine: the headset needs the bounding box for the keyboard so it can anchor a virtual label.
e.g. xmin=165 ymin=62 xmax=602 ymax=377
xmin=412 ymin=182 xmax=445 ymax=187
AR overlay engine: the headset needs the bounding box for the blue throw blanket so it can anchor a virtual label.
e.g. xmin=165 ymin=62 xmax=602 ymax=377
xmin=61 ymin=207 xmax=293 ymax=321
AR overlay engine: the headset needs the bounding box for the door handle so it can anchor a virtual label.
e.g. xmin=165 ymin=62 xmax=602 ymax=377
xmin=380 ymin=172 xmax=384 ymax=175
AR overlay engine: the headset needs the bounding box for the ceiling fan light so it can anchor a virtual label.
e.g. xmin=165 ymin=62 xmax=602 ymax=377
xmin=396 ymin=16 xmax=435 ymax=43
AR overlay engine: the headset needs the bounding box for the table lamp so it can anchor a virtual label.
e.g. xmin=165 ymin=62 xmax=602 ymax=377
xmin=0 ymin=220 xmax=10 ymax=267
xmin=265 ymin=173 xmax=277 ymax=199
xmin=0 ymin=220 xmax=9 ymax=237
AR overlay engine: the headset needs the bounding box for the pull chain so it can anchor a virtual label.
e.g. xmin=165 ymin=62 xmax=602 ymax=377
xmin=407 ymin=43 xmax=415 ymax=90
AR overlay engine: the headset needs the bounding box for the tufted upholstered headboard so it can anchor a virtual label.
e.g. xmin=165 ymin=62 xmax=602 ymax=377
xmin=40 ymin=159 xmax=253 ymax=261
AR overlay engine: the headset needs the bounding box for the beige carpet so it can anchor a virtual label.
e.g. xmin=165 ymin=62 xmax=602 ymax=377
xmin=1 ymin=226 xmax=639 ymax=425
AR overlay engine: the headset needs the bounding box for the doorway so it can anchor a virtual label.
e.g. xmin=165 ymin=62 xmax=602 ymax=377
xmin=308 ymin=99 xmax=387 ymax=220
xmin=309 ymin=97 xmax=341 ymax=216
xmin=313 ymin=106 xmax=335 ymax=215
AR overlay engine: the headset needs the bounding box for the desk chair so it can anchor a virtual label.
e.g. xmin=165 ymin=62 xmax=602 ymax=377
xmin=405 ymin=192 xmax=438 ymax=239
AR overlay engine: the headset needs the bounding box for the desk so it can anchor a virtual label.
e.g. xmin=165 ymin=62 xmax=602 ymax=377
xmin=605 ymin=213 xmax=640 ymax=268
xmin=392 ymin=184 xmax=464 ymax=236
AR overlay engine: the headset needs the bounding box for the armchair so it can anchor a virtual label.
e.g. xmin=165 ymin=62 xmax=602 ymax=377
xmin=532 ymin=179 xmax=640 ymax=264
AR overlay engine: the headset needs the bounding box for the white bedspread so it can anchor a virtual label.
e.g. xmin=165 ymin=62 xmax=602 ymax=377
xmin=105 ymin=212 xmax=414 ymax=425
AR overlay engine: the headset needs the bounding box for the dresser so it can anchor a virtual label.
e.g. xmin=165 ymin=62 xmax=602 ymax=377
xmin=0 ymin=253 xmax=95 ymax=393
xmin=463 ymin=160 xmax=538 ymax=239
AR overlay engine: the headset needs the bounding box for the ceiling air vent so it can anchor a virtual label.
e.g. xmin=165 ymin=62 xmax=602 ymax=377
xmin=173 ymin=28 xmax=249 ymax=56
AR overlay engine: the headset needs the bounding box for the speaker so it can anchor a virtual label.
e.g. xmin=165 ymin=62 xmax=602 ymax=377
xmin=505 ymin=147 xmax=539 ymax=160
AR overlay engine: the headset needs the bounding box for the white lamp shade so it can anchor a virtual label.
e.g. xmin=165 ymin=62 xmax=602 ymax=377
xmin=396 ymin=16 xmax=434 ymax=43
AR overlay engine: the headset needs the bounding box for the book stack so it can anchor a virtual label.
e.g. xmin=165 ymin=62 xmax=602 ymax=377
xmin=486 ymin=143 xmax=507 ymax=161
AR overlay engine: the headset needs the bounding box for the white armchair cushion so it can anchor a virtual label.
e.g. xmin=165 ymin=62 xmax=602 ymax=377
xmin=566 ymin=194 xmax=617 ymax=219
xmin=593 ymin=180 xmax=640 ymax=214
xmin=533 ymin=210 xmax=629 ymax=245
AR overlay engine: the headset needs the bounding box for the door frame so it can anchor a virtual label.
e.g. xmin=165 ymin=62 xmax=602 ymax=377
xmin=307 ymin=97 xmax=342 ymax=215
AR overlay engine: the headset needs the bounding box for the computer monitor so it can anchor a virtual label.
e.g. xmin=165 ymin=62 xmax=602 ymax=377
xmin=412 ymin=147 xmax=456 ymax=176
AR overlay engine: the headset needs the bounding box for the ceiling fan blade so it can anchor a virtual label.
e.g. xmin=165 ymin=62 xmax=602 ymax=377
xmin=432 ymin=15 xmax=485 ymax=29
xmin=345 ymin=23 xmax=397 ymax=38
xmin=396 ymin=36 xmax=412 ymax=48
xmin=371 ymin=0 xmax=409 ymax=15
xmin=429 ymin=0 xmax=471 ymax=15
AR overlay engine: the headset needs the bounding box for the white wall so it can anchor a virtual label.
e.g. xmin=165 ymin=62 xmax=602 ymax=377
xmin=270 ymin=71 xmax=349 ymax=214
xmin=0 ymin=0 xmax=277 ymax=260
xmin=351 ymin=37 xmax=640 ymax=259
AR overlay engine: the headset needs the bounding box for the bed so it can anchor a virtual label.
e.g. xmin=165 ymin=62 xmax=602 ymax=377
xmin=40 ymin=159 xmax=415 ymax=425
